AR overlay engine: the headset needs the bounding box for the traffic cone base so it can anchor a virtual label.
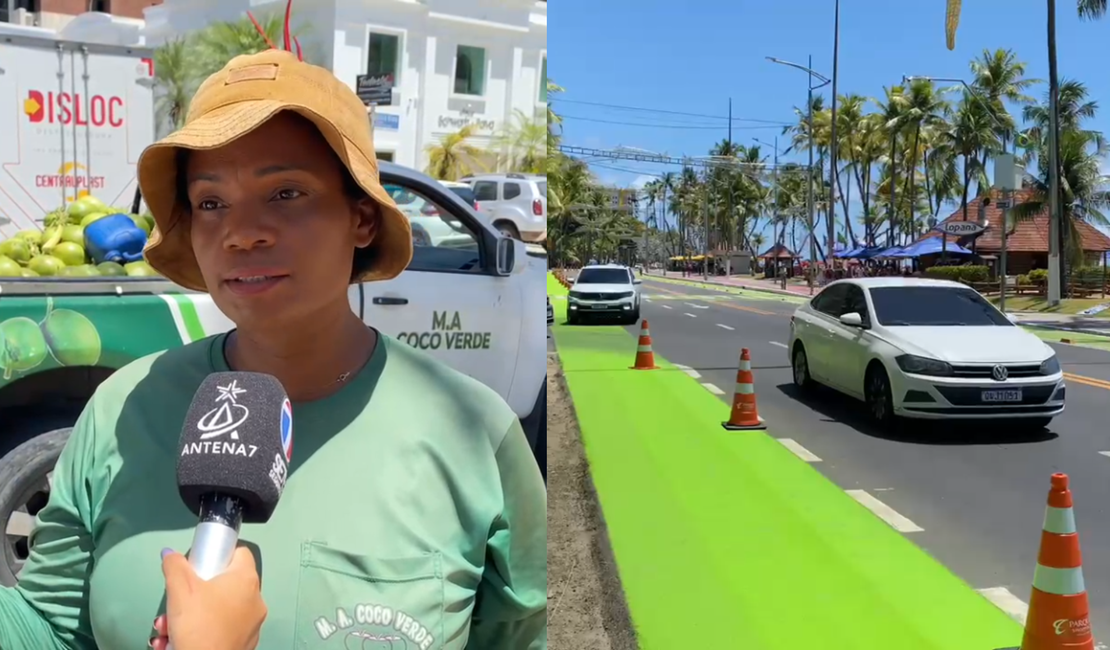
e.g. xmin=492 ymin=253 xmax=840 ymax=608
xmin=721 ymin=417 xmax=766 ymax=431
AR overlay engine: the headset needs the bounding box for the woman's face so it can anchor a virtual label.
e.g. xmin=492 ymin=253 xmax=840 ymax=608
xmin=183 ymin=112 xmax=377 ymax=331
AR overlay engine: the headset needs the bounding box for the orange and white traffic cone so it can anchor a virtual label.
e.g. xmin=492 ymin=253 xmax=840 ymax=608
xmin=629 ymin=319 xmax=659 ymax=370
xmin=1018 ymin=473 xmax=1095 ymax=649
xmin=722 ymin=348 xmax=766 ymax=431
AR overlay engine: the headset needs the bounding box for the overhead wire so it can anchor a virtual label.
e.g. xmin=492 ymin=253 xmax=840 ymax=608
xmin=553 ymin=97 xmax=794 ymax=126
xmin=560 ymin=114 xmax=786 ymax=130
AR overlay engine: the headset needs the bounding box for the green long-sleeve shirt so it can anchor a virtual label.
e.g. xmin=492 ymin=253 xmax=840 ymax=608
xmin=0 ymin=333 xmax=547 ymax=649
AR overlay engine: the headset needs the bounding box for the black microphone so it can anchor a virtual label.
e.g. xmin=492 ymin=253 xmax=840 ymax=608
xmin=175 ymin=371 xmax=293 ymax=581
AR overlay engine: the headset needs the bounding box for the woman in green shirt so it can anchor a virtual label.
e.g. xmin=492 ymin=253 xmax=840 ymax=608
xmin=0 ymin=15 xmax=547 ymax=650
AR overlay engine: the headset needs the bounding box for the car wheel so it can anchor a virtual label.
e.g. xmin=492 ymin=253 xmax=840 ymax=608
xmin=792 ymin=345 xmax=813 ymax=391
xmin=0 ymin=427 xmax=71 ymax=586
xmin=865 ymin=365 xmax=896 ymax=427
xmin=629 ymin=307 xmax=640 ymax=324
xmin=567 ymin=311 xmax=579 ymax=325
xmin=495 ymin=221 xmax=521 ymax=240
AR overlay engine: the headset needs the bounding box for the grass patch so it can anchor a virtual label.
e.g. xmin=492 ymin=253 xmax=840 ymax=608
xmin=990 ymin=294 xmax=1110 ymax=315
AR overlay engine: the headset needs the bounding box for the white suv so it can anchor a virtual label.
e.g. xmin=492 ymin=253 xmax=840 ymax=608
xmin=567 ymin=264 xmax=642 ymax=325
xmin=464 ymin=173 xmax=547 ymax=242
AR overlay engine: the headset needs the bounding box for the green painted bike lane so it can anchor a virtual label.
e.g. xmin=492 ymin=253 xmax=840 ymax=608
xmin=548 ymin=272 xmax=1021 ymax=649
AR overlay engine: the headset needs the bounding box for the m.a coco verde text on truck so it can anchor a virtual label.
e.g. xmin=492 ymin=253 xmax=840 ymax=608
xmin=0 ymin=34 xmax=547 ymax=585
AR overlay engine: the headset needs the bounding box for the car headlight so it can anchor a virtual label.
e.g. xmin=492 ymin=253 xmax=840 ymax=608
xmin=1040 ymin=355 xmax=1061 ymax=375
xmin=568 ymin=291 xmax=582 ymax=301
xmin=895 ymin=354 xmax=954 ymax=377
xmin=608 ymin=292 xmax=634 ymax=299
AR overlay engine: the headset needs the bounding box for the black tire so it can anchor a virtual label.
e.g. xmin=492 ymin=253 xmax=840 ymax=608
xmin=0 ymin=427 xmax=72 ymax=587
xmin=792 ymin=345 xmax=813 ymax=391
xmin=1015 ymin=417 xmax=1054 ymax=432
xmin=628 ymin=308 xmax=640 ymax=324
xmin=495 ymin=221 xmax=522 ymax=240
xmin=567 ymin=310 xmax=579 ymax=325
xmin=865 ymin=365 xmax=896 ymax=427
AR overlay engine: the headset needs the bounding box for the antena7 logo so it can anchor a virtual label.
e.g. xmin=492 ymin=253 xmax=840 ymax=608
xmin=280 ymin=398 xmax=293 ymax=462
xmin=197 ymin=380 xmax=250 ymax=440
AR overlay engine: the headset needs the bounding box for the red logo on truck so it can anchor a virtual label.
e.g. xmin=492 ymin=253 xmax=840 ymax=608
xmin=24 ymin=90 xmax=124 ymax=128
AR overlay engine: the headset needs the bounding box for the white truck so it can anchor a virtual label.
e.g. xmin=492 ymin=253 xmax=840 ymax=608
xmin=0 ymin=33 xmax=547 ymax=585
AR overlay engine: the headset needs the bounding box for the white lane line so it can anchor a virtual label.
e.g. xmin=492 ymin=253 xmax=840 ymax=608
xmin=769 ymin=341 xmax=788 ymax=349
xmin=716 ymin=323 xmax=735 ymax=331
xmin=702 ymin=382 xmax=725 ymax=395
xmin=976 ymin=587 xmax=1029 ymax=626
xmin=662 ymin=304 xmax=673 ymax=310
xmin=684 ymin=313 xmax=697 ymax=318
xmin=776 ymin=438 xmax=822 ymax=462
xmin=674 ymin=364 xmax=702 ymax=380
xmin=1099 ymin=451 xmax=1110 ymax=459
xmin=685 ymin=303 xmax=709 ymax=310
xmin=845 ymin=490 xmax=924 ymax=533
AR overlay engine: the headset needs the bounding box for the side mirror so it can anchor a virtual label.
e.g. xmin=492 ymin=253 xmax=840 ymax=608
xmin=839 ymin=312 xmax=864 ymax=327
xmin=496 ymin=237 xmax=515 ymax=276
xmin=633 ymin=278 xmax=642 ymax=285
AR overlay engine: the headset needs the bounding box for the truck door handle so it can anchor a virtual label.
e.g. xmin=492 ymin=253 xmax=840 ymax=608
xmin=372 ymin=296 xmax=409 ymax=305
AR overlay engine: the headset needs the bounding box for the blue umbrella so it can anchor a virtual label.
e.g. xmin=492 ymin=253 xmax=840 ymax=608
xmin=874 ymin=246 xmax=905 ymax=258
xmin=900 ymin=237 xmax=972 ymax=257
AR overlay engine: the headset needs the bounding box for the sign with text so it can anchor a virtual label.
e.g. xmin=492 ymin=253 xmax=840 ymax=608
xmin=374 ymin=113 xmax=400 ymax=130
xmin=935 ymin=221 xmax=986 ymax=236
xmin=355 ymin=74 xmax=394 ymax=106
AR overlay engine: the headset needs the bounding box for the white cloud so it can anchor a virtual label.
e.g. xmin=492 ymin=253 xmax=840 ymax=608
xmin=630 ymin=174 xmax=656 ymax=189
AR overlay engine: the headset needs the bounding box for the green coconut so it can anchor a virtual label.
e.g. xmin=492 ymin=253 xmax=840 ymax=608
xmin=40 ymin=298 xmax=101 ymax=367
xmin=66 ymin=196 xmax=107 ymax=224
xmin=27 ymin=255 xmax=66 ymax=277
xmin=52 ymin=242 xmax=86 ymax=267
xmin=126 ymin=213 xmax=153 ymax=236
xmin=0 ymin=255 xmax=22 ymax=277
xmin=0 ymin=316 xmax=49 ymax=380
xmin=60 ymin=224 xmax=85 ymax=246
xmin=14 ymin=230 xmax=43 ymax=245
xmin=20 ymin=268 xmax=39 ymax=278
xmin=79 ymin=212 xmax=110 ymax=228
xmin=124 ymin=260 xmax=159 ymax=277
xmin=58 ymin=264 xmax=99 ymax=278
xmin=95 ymin=261 xmax=126 ymax=276
xmin=0 ymin=238 xmax=34 ymax=265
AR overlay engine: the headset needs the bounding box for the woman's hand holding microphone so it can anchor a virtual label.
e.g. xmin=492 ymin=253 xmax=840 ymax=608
xmin=149 ymin=546 xmax=268 ymax=650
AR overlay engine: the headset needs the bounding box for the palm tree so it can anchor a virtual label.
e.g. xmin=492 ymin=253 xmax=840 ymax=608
xmin=153 ymin=37 xmax=195 ymax=133
xmin=192 ymin=13 xmax=301 ymax=78
xmin=896 ymin=79 xmax=950 ymax=237
xmin=424 ymin=125 xmax=489 ymax=180
xmin=495 ymin=109 xmax=545 ymax=173
xmin=969 ymin=48 xmax=1038 ymax=150
xmin=874 ymin=85 xmax=908 ymax=245
xmin=945 ymin=92 xmax=1001 ymax=221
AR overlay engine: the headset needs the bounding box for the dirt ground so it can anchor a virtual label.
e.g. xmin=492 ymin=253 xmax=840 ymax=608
xmin=546 ymin=353 xmax=639 ymax=650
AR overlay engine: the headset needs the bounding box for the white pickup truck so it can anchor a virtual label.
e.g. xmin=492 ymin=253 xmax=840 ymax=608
xmin=0 ymin=162 xmax=547 ymax=585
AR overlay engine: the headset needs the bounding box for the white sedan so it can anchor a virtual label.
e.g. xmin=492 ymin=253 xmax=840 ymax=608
xmin=787 ymin=277 xmax=1064 ymax=430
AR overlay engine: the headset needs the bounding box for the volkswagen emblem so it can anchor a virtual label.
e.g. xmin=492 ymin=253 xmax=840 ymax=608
xmin=991 ymin=364 xmax=1009 ymax=381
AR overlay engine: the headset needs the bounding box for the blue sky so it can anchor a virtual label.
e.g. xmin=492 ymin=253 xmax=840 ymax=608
xmin=549 ymin=0 xmax=1110 ymax=241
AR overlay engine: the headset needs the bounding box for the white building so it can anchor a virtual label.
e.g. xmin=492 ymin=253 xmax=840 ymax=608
xmin=143 ymin=0 xmax=547 ymax=172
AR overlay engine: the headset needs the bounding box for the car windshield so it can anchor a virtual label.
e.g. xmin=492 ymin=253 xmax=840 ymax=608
xmin=576 ymin=268 xmax=630 ymax=285
xmin=869 ymin=286 xmax=1012 ymax=326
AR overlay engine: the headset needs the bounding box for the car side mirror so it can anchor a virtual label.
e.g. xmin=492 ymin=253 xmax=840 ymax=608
xmin=496 ymin=237 xmax=515 ymax=276
xmin=839 ymin=312 xmax=864 ymax=327
xmin=633 ymin=278 xmax=642 ymax=285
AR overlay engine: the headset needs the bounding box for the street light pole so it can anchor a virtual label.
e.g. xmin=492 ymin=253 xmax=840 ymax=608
xmin=1047 ymin=0 xmax=1063 ymax=305
xmin=827 ymin=0 xmax=841 ymax=265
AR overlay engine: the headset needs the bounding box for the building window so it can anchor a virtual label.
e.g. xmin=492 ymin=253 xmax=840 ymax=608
xmin=367 ymin=32 xmax=400 ymax=81
xmin=538 ymin=56 xmax=547 ymax=103
xmin=92 ymin=0 xmax=109 ymax=12
xmin=453 ymin=45 xmax=486 ymax=96
xmin=377 ymin=151 xmax=395 ymax=162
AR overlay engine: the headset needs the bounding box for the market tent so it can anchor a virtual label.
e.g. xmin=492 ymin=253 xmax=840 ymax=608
xmin=900 ymin=237 xmax=972 ymax=257
xmin=873 ymin=246 xmax=906 ymax=258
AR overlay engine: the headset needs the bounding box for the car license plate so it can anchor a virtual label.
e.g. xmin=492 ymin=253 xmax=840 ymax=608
xmin=982 ymin=389 xmax=1023 ymax=403
xmin=591 ymin=304 xmax=610 ymax=310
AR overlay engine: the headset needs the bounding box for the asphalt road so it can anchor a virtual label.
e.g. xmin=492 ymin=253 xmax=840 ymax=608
xmin=611 ymin=276 xmax=1110 ymax=637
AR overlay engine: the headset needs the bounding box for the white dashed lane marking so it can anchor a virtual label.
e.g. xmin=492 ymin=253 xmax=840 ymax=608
xmin=776 ymin=438 xmax=821 ymax=462
xmin=769 ymin=341 xmax=788 ymax=349
xmin=716 ymin=324 xmax=735 ymax=331
xmin=976 ymin=587 xmax=1028 ymax=626
xmin=662 ymin=304 xmax=673 ymax=310
xmin=674 ymin=364 xmax=702 ymax=380
xmin=845 ymin=490 xmax=924 ymax=533
xmin=685 ymin=303 xmax=709 ymax=309
xmin=684 ymin=313 xmax=697 ymax=318
xmin=702 ymin=382 xmax=725 ymax=395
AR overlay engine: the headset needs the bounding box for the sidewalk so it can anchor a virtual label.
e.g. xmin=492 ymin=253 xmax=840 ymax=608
xmin=1007 ymin=312 xmax=1110 ymax=336
xmin=645 ymin=270 xmax=815 ymax=299
xmin=548 ymin=272 xmax=1022 ymax=649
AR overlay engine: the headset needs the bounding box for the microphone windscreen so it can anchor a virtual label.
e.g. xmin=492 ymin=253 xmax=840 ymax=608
xmin=176 ymin=371 xmax=294 ymax=524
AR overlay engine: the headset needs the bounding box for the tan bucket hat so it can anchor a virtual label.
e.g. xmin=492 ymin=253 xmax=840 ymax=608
xmin=137 ymin=48 xmax=413 ymax=292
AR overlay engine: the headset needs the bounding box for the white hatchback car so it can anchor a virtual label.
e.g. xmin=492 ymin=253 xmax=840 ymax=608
xmin=567 ymin=264 xmax=642 ymax=324
xmin=788 ymin=277 xmax=1065 ymax=430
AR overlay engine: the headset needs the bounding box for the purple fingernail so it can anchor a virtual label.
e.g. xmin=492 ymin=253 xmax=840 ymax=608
xmin=161 ymin=548 xmax=173 ymax=559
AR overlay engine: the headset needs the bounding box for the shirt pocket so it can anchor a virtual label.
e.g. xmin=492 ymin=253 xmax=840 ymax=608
xmin=295 ymin=541 xmax=445 ymax=650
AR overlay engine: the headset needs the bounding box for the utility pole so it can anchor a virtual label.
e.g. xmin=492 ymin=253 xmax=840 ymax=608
xmin=807 ymin=54 xmax=818 ymax=290
xmin=727 ymin=98 xmax=734 ymax=277
xmin=827 ymin=0 xmax=841 ymax=266
xmin=1047 ymin=0 xmax=1063 ymax=305
xmin=772 ymin=136 xmax=780 ymax=280
xmin=703 ymin=184 xmax=710 ymax=281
